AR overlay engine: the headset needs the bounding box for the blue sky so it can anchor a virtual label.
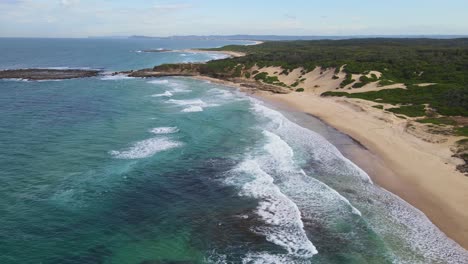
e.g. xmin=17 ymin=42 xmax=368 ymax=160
xmin=1 ymin=0 xmax=467 ymax=37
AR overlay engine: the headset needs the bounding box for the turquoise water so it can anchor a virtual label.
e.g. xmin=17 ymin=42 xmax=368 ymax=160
xmin=0 ymin=39 xmax=467 ymax=264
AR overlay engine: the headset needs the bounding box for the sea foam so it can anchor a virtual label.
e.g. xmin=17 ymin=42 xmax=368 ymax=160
xmin=151 ymin=91 xmax=173 ymax=97
xmin=181 ymin=106 xmax=204 ymax=112
xmin=100 ymin=74 xmax=134 ymax=81
xmin=229 ymin=159 xmax=318 ymax=259
xmin=150 ymin=127 xmax=179 ymax=134
xmin=110 ymin=137 xmax=182 ymax=159
xmin=250 ymin=100 xmax=468 ymax=263
xmin=148 ymin=79 xmax=170 ymax=85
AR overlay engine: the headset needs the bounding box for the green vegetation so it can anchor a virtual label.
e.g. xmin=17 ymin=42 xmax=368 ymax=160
xmin=352 ymin=82 xmax=366 ymax=88
xmin=291 ymin=81 xmax=299 ymax=87
xmin=455 ymin=126 xmax=468 ymax=137
xmin=254 ymin=72 xmax=287 ymax=87
xmin=372 ymin=105 xmax=384 ymax=109
xmin=332 ymin=75 xmax=340 ymax=80
xmin=322 ymin=85 xmax=468 ymax=116
xmin=387 ymin=104 xmax=427 ymax=117
xmin=296 ymin=88 xmax=305 ymax=92
xmin=245 ymin=72 xmax=251 ymax=78
xmin=340 ymin=73 xmax=355 ymax=88
xmin=163 ymin=38 xmax=468 ymax=117
xmin=378 ymin=79 xmax=394 ymax=86
xmin=416 ymin=117 xmax=457 ymax=126
xmin=208 ymin=38 xmax=468 ymax=84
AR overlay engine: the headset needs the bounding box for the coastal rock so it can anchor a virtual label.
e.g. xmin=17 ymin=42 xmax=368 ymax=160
xmin=0 ymin=68 xmax=100 ymax=80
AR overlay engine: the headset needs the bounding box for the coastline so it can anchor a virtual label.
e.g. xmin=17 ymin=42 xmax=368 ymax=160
xmin=259 ymin=92 xmax=468 ymax=249
xmin=191 ymin=75 xmax=468 ymax=249
xmin=181 ymin=49 xmax=246 ymax=58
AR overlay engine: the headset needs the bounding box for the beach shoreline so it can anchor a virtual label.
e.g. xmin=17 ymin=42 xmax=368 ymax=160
xmin=259 ymin=92 xmax=468 ymax=249
xmin=190 ymin=74 xmax=468 ymax=249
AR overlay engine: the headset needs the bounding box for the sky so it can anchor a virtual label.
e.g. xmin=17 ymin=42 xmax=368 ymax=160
xmin=1 ymin=0 xmax=468 ymax=37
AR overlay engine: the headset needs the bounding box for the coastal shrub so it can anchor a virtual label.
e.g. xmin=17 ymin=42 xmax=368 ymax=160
xmin=340 ymin=73 xmax=355 ymax=88
xmin=332 ymin=75 xmax=339 ymax=80
xmin=455 ymin=126 xmax=468 ymax=137
xmin=416 ymin=117 xmax=457 ymax=126
xmin=387 ymin=104 xmax=427 ymax=117
xmin=203 ymin=39 xmax=468 ymax=117
xmin=296 ymin=88 xmax=305 ymax=92
xmin=233 ymin=65 xmax=243 ymax=77
xmin=352 ymin=82 xmax=366 ymax=88
xmin=281 ymin=69 xmax=290 ymax=75
xmin=378 ymin=79 xmax=394 ymax=86
xmin=372 ymin=105 xmax=384 ymax=109
xmin=245 ymin=72 xmax=251 ymax=78
xmin=254 ymin=72 xmax=268 ymax=81
xmin=291 ymin=81 xmax=299 ymax=87
xmin=321 ymin=91 xmax=349 ymax=97
xmin=320 ymin=84 xmax=468 ymax=117
xmin=252 ymin=70 xmax=259 ymax=75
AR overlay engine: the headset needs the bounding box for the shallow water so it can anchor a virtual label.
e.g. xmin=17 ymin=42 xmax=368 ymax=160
xmin=0 ymin=38 xmax=466 ymax=264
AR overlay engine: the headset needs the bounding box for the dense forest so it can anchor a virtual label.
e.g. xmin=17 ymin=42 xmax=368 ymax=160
xmin=204 ymin=39 xmax=468 ymax=117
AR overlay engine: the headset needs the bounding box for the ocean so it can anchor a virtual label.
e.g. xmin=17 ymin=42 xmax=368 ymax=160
xmin=0 ymin=38 xmax=466 ymax=264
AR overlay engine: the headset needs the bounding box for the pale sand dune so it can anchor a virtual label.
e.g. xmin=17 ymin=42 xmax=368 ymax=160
xmin=253 ymin=66 xmax=405 ymax=94
xmin=259 ymin=92 xmax=468 ymax=248
xmin=346 ymin=82 xmax=407 ymax=93
xmin=180 ymin=49 xmax=246 ymax=58
xmin=416 ymin=83 xmax=438 ymax=87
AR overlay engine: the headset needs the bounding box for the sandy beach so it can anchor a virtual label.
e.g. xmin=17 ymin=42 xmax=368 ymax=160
xmin=191 ymin=73 xmax=468 ymax=249
xmin=258 ymin=91 xmax=468 ymax=249
xmin=181 ymin=49 xmax=246 ymax=58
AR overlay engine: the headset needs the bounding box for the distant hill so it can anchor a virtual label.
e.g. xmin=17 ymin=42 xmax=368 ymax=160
xmin=125 ymin=35 xmax=468 ymax=41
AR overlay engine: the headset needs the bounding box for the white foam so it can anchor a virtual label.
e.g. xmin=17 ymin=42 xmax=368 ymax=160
xmin=231 ymin=160 xmax=318 ymax=258
xmin=151 ymin=91 xmax=173 ymax=97
xmin=261 ymin=130 xmax=362 ymax=219
xmin=36 ymin=79 xmax=63 ymax=82
xmin=250 ymin=99 xmax=373 ymax=183
xmin=250 ymin=101 xmax=468 ymax=263
xmin=100 ymin=74 xmax=134 ymax=80
xmin=150 ymin=127 xmax=179 ymax=134
xmin=242 ymin=252 xmax=303 ymax=264
xmin=224 ymin=127 xmax=373 ymax=260
xmin=1 ymin=78 xmax=30 ymax=82
xmin=181 ymin=106 xmax=204 ymax=112
xmin=148 ymin=79 xmax=170 ymax=85
xmin=168 ymin=99 xmax=207 ymax=107
xmin=110 ymin=137 xmax=182 ymax=159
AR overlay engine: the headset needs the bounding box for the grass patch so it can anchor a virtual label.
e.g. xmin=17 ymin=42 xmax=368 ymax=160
xmin=455 ymin=126 xmax=468 ymax=137
xmin=387 ymin=104 xmax=426 ymax=117
xmin=340 ymin=73 xmax=355 ymax=88
xmin=416 ymin=117 xmax=457 ymax=126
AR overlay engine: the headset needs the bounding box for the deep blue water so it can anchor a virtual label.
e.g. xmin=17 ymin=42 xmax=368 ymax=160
xmin=0 ymin=38 xmax=466 ymax=264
